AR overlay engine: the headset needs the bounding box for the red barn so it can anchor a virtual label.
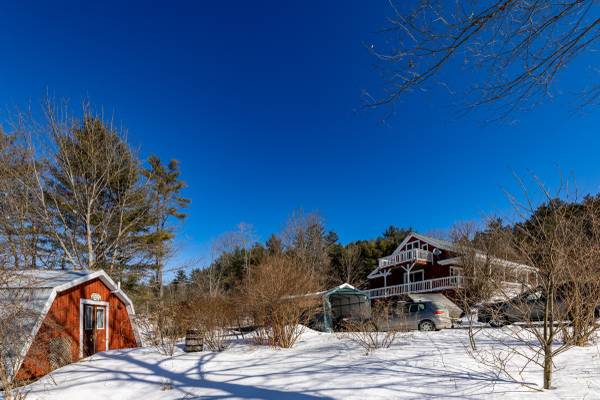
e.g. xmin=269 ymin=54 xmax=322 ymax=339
xmin=3 ymin=270 xmax=140 ymax=382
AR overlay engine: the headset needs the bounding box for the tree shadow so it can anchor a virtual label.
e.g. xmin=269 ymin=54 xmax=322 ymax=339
xmin=24 ymin=333 xmax=545 ymax=399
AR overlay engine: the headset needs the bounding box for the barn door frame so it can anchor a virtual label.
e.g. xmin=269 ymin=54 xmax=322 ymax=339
xmin=79 ymin=299 xmax=110 ymax=358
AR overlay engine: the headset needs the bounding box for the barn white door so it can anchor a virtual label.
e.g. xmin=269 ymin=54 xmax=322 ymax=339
xmin=79 ymin=299 xmax=110 ymax=357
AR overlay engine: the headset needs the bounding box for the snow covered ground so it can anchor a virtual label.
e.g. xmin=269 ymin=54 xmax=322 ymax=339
xmin=13 ymin=328 xmax=600 ymax=399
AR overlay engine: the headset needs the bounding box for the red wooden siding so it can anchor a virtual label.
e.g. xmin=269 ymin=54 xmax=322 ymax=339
xmin=16 ymin=278 xmax=137 ymax=381
xmin=368 ymin=242 xmax=458 ymax=290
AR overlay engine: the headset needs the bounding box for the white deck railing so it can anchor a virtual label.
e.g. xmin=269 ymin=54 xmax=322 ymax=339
xmin=368 ymin=275 xmax=464 ymax=299
xmin=378 ymin=249 xmax=433 ymax=268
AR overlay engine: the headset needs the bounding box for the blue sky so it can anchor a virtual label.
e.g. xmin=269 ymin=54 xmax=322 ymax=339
xmin=1 ymin=1 xmax=599 ymax=272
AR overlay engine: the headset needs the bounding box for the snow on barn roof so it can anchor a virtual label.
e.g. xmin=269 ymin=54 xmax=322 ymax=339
xmin=7 ymin=269 xmax=94 ymax=288
xmin=4 ymin=269 xmax=134 ymax=307
xmin=0 ymin=269 xmax=136 ymax=382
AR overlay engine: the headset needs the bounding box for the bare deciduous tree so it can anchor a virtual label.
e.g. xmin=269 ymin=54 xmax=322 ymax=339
xmin=369 ymin=1 xmax=600 ymax=115
xmin=336 ymin=244 xmax=364 ymax=287
xmin=236 ymin=222 xmax=257 ymax=276
xmin=22 ymin=101 xmax=151 ymax=276
xmin=280 ymin=210 xmax=331 ymax=284
xmin=451 ymin=220 xmax=524 ymax=348
xmin=0 ymin=129 xmax=46 ymax=270
xmin=465 ymin=177 xmax=600 ymax=390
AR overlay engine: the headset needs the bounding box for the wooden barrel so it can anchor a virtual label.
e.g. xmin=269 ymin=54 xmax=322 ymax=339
xmin=184 ymin=329 xmax=204 ymax=352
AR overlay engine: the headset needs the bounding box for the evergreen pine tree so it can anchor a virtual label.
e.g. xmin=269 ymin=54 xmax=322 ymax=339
xmin=142 ymin=156 xmax=190 ymax=297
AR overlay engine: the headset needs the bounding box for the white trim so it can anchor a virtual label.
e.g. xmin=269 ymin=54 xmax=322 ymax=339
xmin=391 ymin=233 xmax=454 ymax=255
xmin=391 ymin=234 xmax=418 ymax=255
xmin=368 ymin=232 xmax=536 ymax=281
xmin=79 ymin=299 xmax=110 ymax=358
xmin=371 ymin=233 xmax=441 ymax=278
xmin=95 ymin=307 xmax=105 ymax=330
xmin=437 ymin=255 xmax=535 ymax=271
xmin=368 ymin=275 xmax=464 ymax=299
xmin=11 ymin=269 xmax=140 ymax=381
xmin=53 ymin=270 xmax=135 ymax=312
xmin=368 ymin=267 xmax=392 ymax=280
xmin=403 ymin=269 xmax=424 ymax=284
xmin=405 ymin=240 xmax=419 ymax=250
xmin=437 ymin=257 xmax=461 ymax=266
xmin=82 ymin=299 xmax=109 ymax=306
xmin=13 ymin=289 xmax=58 ymax=381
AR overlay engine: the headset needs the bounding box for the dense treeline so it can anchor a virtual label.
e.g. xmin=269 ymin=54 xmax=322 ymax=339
xmin=177 ymin=193 xmax=600 ymax=296
xmin=179 ymin=220 xmax=412 ymax=293
xmin=470 ymin=194 xmax=600 ymax=262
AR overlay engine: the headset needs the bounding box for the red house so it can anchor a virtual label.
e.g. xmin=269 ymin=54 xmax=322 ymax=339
xmin=367 ymin=233 xmax=535 ymax=304
xmin=3 ymin=270 xmax=140 ymax=382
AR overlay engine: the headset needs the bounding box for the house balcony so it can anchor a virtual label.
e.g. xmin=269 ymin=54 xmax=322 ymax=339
xmin=378 ymin=248 xmax=433 ymax=268
xmin=368 ymin=276 xmax=463 ymax=299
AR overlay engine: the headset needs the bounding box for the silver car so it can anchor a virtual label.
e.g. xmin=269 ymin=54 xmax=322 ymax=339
xmin=378 ymin=301 xmax=452 ymax=331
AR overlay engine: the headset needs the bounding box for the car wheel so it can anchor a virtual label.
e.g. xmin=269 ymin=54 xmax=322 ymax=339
xmin=418 ymin=320 xmax=435 ymax=332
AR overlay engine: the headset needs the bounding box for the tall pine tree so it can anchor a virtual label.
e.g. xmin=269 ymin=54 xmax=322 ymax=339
xmin=44 ymin=114 xmax=151 ymax=280
xmin=142 ymin=156 xmax=190 ymax=297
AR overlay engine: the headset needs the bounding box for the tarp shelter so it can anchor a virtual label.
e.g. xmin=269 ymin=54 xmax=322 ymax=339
xmin=315 ymin=283 xmax=371 ymax=332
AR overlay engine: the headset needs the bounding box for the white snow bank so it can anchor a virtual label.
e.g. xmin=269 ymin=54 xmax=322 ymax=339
xmin=10 ymin=328 xmax=600 ymax=400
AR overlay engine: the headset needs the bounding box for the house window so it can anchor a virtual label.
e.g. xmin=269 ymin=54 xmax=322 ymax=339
xmin=450 ymin=267 xmax=463 ymax=276
xmin=406 ymin=241 xmax=419 ymax=250
xmin=421 ymin=243 xmax=428 ymax=251
xmin=84 ymin=305 xmax=93 ymax=330
xmin=404 ymin=270 xmax=424 ymax=283
xmin=96 ymin=308 xmax=105 ymax=330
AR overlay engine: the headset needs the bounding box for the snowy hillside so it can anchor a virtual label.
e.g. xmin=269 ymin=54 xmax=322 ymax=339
xmin=13 ymin=328 xmax=600 ymax=399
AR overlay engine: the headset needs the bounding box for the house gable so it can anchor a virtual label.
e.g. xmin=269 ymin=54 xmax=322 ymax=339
xmin=12 ymin=271 xmax=139 ymax=382
xmin=391 ymin=233 xmax=455 ymax=256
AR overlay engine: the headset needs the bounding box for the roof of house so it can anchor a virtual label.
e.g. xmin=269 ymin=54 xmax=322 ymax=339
xmin=391 ymin=232 xmax=457 ymax=255
xmin=368 ymin=232 xmax=533 ymax=279
xmin=0 ymin=269 xmax=136 ymax=381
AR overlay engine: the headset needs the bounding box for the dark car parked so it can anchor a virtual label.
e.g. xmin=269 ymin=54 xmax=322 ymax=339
xmin=478 ymin=287 xmax=600 ymax=327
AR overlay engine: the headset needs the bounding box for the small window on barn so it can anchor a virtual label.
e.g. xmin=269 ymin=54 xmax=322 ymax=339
xmin=84 ymin=305 xmax=93 ymax=330
xmin=96 ymin=308 xmax=105 ymax=330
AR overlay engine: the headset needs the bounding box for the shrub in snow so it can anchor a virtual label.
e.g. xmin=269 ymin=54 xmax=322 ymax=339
xmin=338 ymin=303 xmax=403 ymax=355
xmin=244 ymin=254 xmax=322 ymax=348
xmin=186 ymin=294 xmax=239 ymax=352
xmin=137 ymin=295 xmax=188 ymax=357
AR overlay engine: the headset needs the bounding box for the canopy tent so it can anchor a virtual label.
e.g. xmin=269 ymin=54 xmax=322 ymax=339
xmin=313 ymin=284 xmax=371 ymax=332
